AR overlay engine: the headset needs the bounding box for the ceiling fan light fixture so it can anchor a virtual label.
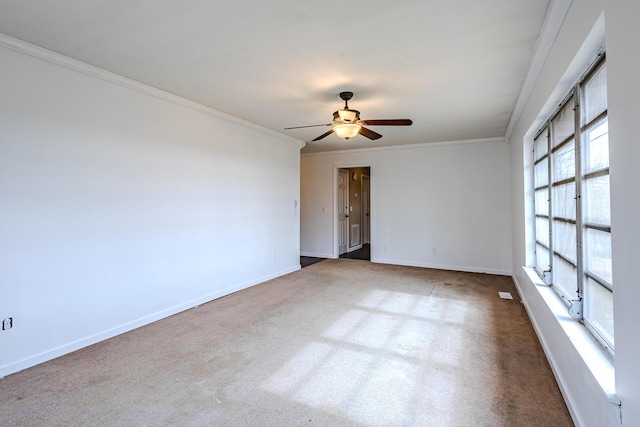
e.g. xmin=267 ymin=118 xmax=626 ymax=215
xmin=284 ymin=91 xmax=412 ymax=142
xmin=337 ymin=109 xmax=358 ymax=123
xmin=334 ymin=123 xmax=361 ymax=139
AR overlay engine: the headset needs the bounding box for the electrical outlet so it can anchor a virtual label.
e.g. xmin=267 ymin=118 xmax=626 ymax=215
xmin=432 ymin=248 xmax=438 ymax=255
xmin=2 ymin=317 xmax=13 ymax=330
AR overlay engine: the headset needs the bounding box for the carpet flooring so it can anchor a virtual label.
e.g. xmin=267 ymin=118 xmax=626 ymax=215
xmin=0 ymin=260 xmax=572 ymax=426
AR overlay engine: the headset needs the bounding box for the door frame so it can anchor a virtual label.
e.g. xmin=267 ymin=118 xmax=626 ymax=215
xmin=333 ymin=164 xmax=373 ymax=259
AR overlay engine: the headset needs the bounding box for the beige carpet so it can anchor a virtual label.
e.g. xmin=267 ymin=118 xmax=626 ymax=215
xmin=0 ymin=259 xmax=573 ymax=426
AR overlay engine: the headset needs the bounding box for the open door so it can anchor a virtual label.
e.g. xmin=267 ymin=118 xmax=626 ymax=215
xmin=338 ymin=169 xmax=349 ymax=255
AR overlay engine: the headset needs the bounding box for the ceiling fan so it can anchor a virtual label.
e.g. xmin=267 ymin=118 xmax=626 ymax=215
xmin=285 ymin=92 xmax=413 ymax=141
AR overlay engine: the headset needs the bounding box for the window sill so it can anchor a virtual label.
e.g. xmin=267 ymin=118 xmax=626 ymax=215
xmin=522 ymin=267 xmax=617 ymax=403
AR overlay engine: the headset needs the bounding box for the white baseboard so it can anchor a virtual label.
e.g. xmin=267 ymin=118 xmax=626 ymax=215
xmin=512 ymin=274 xmax=582 ymax=426
xmin=0 ymin=265 xmax=300 ymax=378
xmin=300 ymin=251 xmax=333 ymax=258
xmin=513 ymin=268 xmax=618 ymax=427
xmin=372 ymin=257 xmax=512 ymax=276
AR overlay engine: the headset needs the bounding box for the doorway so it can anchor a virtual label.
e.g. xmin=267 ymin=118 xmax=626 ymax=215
xmin=338 ymin=169 xmax=349 ymax=256
xmin=335 ymin=166 xmax=371 ymax=261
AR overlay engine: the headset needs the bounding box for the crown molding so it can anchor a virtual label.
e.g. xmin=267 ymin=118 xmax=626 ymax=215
xmin=300 ymin=137 xmax=506 ymax=158
xmin=0 ymin=33 xmax=305 ymax=149
xmin=505 ymin=0 xmax=573 ymax=140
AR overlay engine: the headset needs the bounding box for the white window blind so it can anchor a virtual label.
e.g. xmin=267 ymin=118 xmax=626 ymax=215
xmin=531 ymin=53 xmax=613 ymax=351
xmin=580 ymin=61 xmax=613 ymax=348
xmin=550 ymin=98 xmax=579 ymax=302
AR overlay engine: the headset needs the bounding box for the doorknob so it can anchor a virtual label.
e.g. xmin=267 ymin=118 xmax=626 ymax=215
xmin=345 ymin=215 xmax=349 ymax=218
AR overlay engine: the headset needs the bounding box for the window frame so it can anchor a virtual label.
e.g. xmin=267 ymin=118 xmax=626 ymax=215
xmin=531 ymin=52 xmax=613 ymax=355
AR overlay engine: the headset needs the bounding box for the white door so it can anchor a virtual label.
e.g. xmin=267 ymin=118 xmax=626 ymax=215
xmin=338 ymin=169 xmax=349 ymax=255
xmin=362 ymin=174 xmax=370 ymax=244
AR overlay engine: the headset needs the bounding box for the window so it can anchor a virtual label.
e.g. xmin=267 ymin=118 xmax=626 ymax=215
xmin=533 ymin=129 xmax=550 ymax=280
xmin=532 ymin=53 xmax=613 ymax=352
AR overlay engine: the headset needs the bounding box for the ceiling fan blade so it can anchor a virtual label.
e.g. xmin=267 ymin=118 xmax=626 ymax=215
xmin=284 ymin=123 xmax=331 ymax=130
xmin=312 ymin=129 xmax=335 ymax=141
xmin=358 ymin=126 xmax=383 ymax=140
xmin=359 ymin=119 xmax=413 ymax=126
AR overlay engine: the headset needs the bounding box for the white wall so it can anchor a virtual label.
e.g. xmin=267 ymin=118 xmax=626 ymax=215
xmin=301 ymin=138 xmax=512 ymax=275
xmin=0 ymin=38 xmax=303 ymax=377
xmin=607 ymin=2 xmax=640 ymax=425
xmin=509 ymin=1 xmax=640 ymax=425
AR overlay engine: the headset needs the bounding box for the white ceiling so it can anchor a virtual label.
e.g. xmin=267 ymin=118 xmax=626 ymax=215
xmin=0 ymin=0 xmax=550 ymax=153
